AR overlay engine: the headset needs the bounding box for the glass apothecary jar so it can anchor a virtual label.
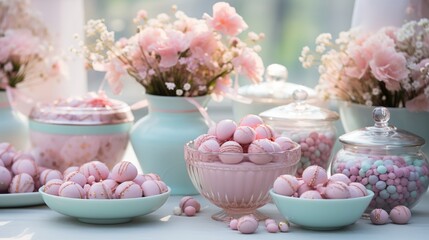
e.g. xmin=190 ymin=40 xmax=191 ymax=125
xmin=29 ymin=93 xmax=134 ymax=171
xmin=260 ymin=89 xmax=339 ymax=177
xmin=331 ymin=107 xmax=429 ymax=212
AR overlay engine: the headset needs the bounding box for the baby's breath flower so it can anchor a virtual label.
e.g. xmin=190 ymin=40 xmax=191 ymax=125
xmin=183 ymin=83 xmax=191 ymax=91
xmin=176 ymin=89 xmax=183 ymax=96
xmin=165 ymin=82 xmax=175 ymax=90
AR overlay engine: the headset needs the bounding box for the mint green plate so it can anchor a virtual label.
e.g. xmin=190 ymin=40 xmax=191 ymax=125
xmin=270 ymin=189 xmax=374 ymax=230
xmin=0 ymin=192 xmax=44 ymax=208
xmin=39 ymin=187 xmax=170 ymax=224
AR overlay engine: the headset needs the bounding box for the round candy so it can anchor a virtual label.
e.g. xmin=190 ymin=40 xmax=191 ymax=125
xmin=266 ymin=223 xmax=279 ymax=233
xmin=275 ymin=137 xmax=296 ymax=151
xmin=329 ymin=173 xmax=351 ymax=185
xmin=87 ymin=182 xmax=113 ymax=199
xmin=198 ymin=139 xmax=220 ymax=153
xmin=64 ymin=171 xmax=87 ymax=187
xmin=194 ymin=134 xmax=217 ymax=149
xmin=300 ymin=190 xmax=323 ymax=199
xmin=324 ymin=182 xmax=350 ymax=199
xmin=229 ymin=218 xmax=239 ymax=230
xmin=79 ymin=160 xmax=110 ymax=182
xmin=237 ymin=215 xmax=258 ymax=234
xmin=184 ymin=206 xmax=197 ymax=216
xmin=219 ymin=141 xmax=243 ymax=164
xmin=179 ymin=196 xmax=201 ymax=212
xmin=43 ymin=179 xmax=64 ymax=196
xmin=233 ymin=126 xmax=256 ymax=145
xmin=111 ymin=161 xmax=138 ymax=183
xmin=0 ymin=166 xmax=12 ymax=193
xmin=141 ymin=180 xmax=165 ymax=197
xmin=390 ymin=205 xmax=411 ymax=224
xmin=248 ymin=139 xmax=275 ymax=164
xmin=255 ymin=124 xmax=275 ymax=140
xmin=264 ymin=218 xmax=276 ymax=226
xmin=348 ymin=182 xmax=368 ymax=198
xmin=63 ymin=166 xmax=79 ymax=177
xmin=103 ymin=179 xmax=119 ymax=192
xmin=11 ymin=159 xmax=38 ymax=178
xmin=173 ymin=206 xmax=182 ymax=216
xmin=239 ymin=114 xmax=264 ymax=128
xmin=39 ymin=169 xmax=63 ymax=185
xmin=9 ymin=173 xmax=35 ymax=193
xmin=215 ymin=119 xmax=237 ymax=141
xmin=273 ymin=175 xmax=299 ymax=196
xmin=143 ymin=173 xmax=161 ymax=181
xmin=115 ymin=181 xmax=143 ymax=199
xmin=302 ymin=165 xmax=328 ymax=188
xmin=370 ymin=208 xmax=389 ymax=225
xmin=278 ymin=221 xmax=290 ymax=232
xmin=59 ymin=181 xmax=85 ymax=198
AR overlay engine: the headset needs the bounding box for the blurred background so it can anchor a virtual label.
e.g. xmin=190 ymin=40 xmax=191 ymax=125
xmin=83 ymin=0 xmax=355 ymax=120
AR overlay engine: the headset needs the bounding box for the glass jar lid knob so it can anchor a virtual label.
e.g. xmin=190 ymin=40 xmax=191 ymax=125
xmin=373 ymin=107 xmax=390 ymax=128
xmin=265 ymin=64 xmax=288 ymax=82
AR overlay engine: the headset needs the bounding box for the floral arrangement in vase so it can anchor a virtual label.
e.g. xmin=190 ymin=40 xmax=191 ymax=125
xmin=79 ymin=2 xmax=264 ymax=99
xmin=300 ymin=18 xmax=429 ymax=112
xmin=0 ymin=0 xmax=63 ymax=97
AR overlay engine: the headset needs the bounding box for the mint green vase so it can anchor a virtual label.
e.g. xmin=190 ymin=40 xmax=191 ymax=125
xmin=130 ymin=94 xmax=209 ymax=195
xmin=0 ymin=91 xmax=28 ymax=150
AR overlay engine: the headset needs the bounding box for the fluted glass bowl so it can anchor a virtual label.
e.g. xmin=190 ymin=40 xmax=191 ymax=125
xmin=184 ymin=141 xmax=301 ymax=221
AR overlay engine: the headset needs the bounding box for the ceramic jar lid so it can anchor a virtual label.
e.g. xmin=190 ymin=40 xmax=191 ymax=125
xmin=259 ymin=89 xmax=339 ymax=127
xmin=237 ymin=64 xmax=316 ymax=103
xmin=29 ymin=92 xmax=134 ymax=125
xmin=339 ymin=107 xmax=425 ymax=148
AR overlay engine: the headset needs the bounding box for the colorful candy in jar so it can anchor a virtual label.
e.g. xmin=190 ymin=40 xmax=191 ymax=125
xmin=260 ymin=89 xmax=339 ymax=177
xmin=330 ymin=107 xmax=429 ymax=212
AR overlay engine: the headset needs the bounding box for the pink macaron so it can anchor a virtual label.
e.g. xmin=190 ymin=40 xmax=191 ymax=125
xmin=389 ymin=205 xmax=411 ymax=224
xmin=11 ymin=158 xmax=38 ymax=178
xmin=79 ymin=160 xmax=110 ymax=182
xmin=302 ymin=165 xmax=328 ymax=188
xmin=39 ymin=169 xmax=63 ymax=185
xmin=115 ymin=181 xmax=143 ymax=199
xmin=324 ymin=181 xmax=350 ymax=199
xmin=219 ymin=141 xmax=243 ymax=164
xmin=237 ymin=215 xmax=258 ymax=234
xmin=58 ymin=181 xmax=86 ymax=198
xmin=215 ymin=119 xmax=237 ymax=141
xmin=110 ymin=161 xmax=138 ymax=183
xmin=9 ymin=173 xmax=35 ymax=193
xmin=254 ymin=124 xmax=275 ymax=140
xmin=239 ymin=114 xmax=264 ymax=129
xmin=64 ymin=171 xmax=87 ymax=187
xmin=248 ymin=139 xmax=275 ymax=164
xmin=233 ymin=126 xmax=256 ymax=145
xmin=87 ymin=182 xmax=114 ymax=199
xmin=0 ymin=166 xmax=12 ymax=193
xmin=194 ymin=134 xmax=217 ymax=149
xmin=43 ymin=179 xmax=64 ymax=196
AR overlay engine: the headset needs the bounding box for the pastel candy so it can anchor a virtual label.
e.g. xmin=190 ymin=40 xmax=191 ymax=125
xmin=79 ymin=161 xmax=110 ymax=182
xmin=143 ymin=173 xmax=161 ymax=181
xmin=9 ymin=173 xmax=35 ymax=193
xmin=278 ymin=221 xmax=289 ymax=232
xmin=255 ymin=124 xmax=275 ymax=140
xmin=275 ymin=136 xmax=295 ymax=151
xmin=266 ymin=223 xmax=279 ymax=233
xmin=300 ymin=190 xmax=323 ymax=199
xmin=370 ymin=208 xmax=389 ymax=225
xmin=348 ymin=182 xmax=368 ymax=198
xmin=63 ymin=166 xmax=79 ymax=177
xmin=184 ymin=206 xmax=196 ymax=216
xmin=141 ymin=180 xmax=166 ymax=197
xmin=215 ymin=119 xmax=237 ymax=141
xmin=102 ymin=179 xmax=119 ymax=192
xmin=59 ymin=181 xmax=85 ymax=198
xmin=248 ymin=139 xmax=275 ymax=164
xmin=302 ymin=165 xmax=328 ymax=188
xmin=325 ymin=181 xmax=350 ymax=199
xmin=115 ymin=181 xmax=143 ymax=199
xmin=179 ymin=196 xmax=201 ymax=212
xmin=237 ymin=215 xmax=258 ymax=234
xmin=229 ymin=219 xmax=239 ymax=230
xmin=239 ymin=114 xmax=264 ymax=128
xmin=39 ymin=169 xmax=63 ymax=185
xmin=198 ymin=139 xmax=220 ymax=153
xmin=0 ymin=166 xmax=12 ymax=192
xmin=111 ymin=161 xmax=138 ymax=183
xmin=194 ymin=134 xmax=217 ymax=149
xmin=87 ymin=182 xmax=113 ymax=199
xmin=11 ymin=159 xmax=38 ymax=178
xmin=64 ymin=171 xmax=87 ymax=187
xmin=133 ymin=174 xmax=146 ymax=185
xmin=329 ymin=173 xmax=351 ymax=185
xmin=264 ymin=218 xmax=276 ymax=226
xmin=390 ymin=205 xmax=411 ymax=224
xmin=233 ymin=126 xmax=256 ymax=145
xmin=44 ymin=179 xmax=64 ymax=196
xmin=273 ymin=174 xmax=299 ymax=196
xmin=219 ymin=141 xmax=243 ymax=164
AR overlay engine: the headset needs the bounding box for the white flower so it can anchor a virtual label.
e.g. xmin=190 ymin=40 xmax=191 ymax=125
xmin=183 ymin=83 xmax=191 ymax=91
xmin=165 ymin=82 xmax=175 ymax=90
xmin=176 ymin=89 xmax=183 ymax=96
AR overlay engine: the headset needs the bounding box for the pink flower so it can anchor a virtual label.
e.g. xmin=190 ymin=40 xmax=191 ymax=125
xmin=232 ymin=48 xmax=264 ymax=83
xmin=406 ymin=93 xmax=429 ymax=112
xmin=189 ymin=30 xmax=218 ymax=61
xmin=206 ymin=2 xmax=248 ymax=36
xmin=369 ymin=48 xmax=409 ymax=91
xmin=138 ymin=27 xmax=164 ymax=52
xmin=212 ymin=75 xmax=232 ymax=97
xmin=155 ymin=30 xmax=190 ymax=68
xmin=346 ymin=43 xmax=369 ymax=79
xmin=104 ymin=58 xmax=125 ymax=94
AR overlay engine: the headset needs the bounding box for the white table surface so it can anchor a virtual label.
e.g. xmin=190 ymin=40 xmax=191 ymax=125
xmin=1 ymin=189 xmax=428 ymax=240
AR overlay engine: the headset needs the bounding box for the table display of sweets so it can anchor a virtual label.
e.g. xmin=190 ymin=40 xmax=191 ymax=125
xmin=260 ymin=89 xmax=339 ymax=177
xmin=330 ymin=107 xmax=429 ymax=212
xmin=28 ymin=92 xmax=134 ymax=172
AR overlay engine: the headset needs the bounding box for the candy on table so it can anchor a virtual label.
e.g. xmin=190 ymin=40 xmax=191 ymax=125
xmin=179 ymin=196 xmax=201 ymax=216
xmin=370 ymin=208 xmax=389 ymax=225
xmin=332 ymin=154 xmax=429 ymax=211
xmin=229 ymin=218 xmax=239 ymax=230
xmin=264 ymin=218 xmax=290 ymax=233
xmin=389 ymin=205 xmax=411 ymax=224
xmin=236 ymin=215 xmax=258 ymax=234
xmin=278 ymin=221 xmax=290 ymax=232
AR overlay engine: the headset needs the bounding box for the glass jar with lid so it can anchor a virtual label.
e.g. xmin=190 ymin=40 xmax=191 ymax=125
xmin=330 ymin=107 xmax=429 ymax=212
xmin=259 ymin=89 xmax=339 ymax=177
xmin=29 ymin=92 xmax=134 ymax=171
xmin=232 ymin=63 xmax=318 ymax=121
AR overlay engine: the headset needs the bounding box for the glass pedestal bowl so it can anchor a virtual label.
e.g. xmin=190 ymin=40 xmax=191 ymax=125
xmin=184 ymin=141 xmax=301 ymax=222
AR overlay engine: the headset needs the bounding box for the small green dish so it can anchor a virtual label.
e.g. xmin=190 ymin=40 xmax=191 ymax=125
xmin=39 ymin=187 xmax=170 ymax=224
xmin=270 ymin=189 xmax=374 ymax=230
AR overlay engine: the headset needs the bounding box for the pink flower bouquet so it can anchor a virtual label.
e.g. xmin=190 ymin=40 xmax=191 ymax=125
xmin=300 ymin=18 xmax=429 ymax=112
xmin=81 ymin=2 xmax=264 ymax=98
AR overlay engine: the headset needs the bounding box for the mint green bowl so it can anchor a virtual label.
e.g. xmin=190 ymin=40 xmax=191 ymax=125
xmin=270 ymin=189 xmax=374 ymax=230
xmin=39 ymin=187 xmax=170 ymax=224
